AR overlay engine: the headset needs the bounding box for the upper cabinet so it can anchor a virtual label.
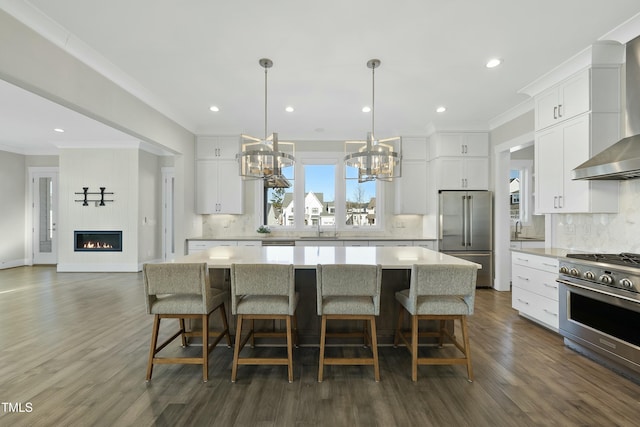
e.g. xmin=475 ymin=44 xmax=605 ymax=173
xmin=430 ymin=132 xmax=489 ymax=191
xmin=395 ymin=137 xmax=429 ymax=214
xmin=196 ymin=136 xmax=238 ymax=159
xmin=195 ymin=136 xmax=244 ymax=214
xmin=534 ymin=64 xmax=621 ymax=214
xmin=430 ymin=132 xmax=488 ymax=158
xmin=535 ymin=69 xmax=590 ymax=130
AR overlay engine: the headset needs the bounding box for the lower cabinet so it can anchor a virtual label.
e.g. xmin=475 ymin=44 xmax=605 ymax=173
xmin=511 ymin=252 xmax=559 ymax=331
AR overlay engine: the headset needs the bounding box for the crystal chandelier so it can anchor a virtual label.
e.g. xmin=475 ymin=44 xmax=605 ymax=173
xmin=237 ymin=58 xmax=294 ymax=182
xmin=344 ymin=59 xmax=401 ymax=182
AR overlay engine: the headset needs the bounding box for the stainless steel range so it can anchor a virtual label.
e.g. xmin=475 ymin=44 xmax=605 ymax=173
xmin=557 ymin=253 xmax=640 ymax=381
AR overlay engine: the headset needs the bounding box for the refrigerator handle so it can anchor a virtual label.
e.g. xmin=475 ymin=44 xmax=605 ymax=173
xmin=462 ymin=195 xmax=467 ymax=246
xmin=468 ymin=195 xmax=473 ymax=247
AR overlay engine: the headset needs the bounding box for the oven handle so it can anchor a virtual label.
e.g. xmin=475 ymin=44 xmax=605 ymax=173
xmin=557 ymin=278 xmax=640 ymax=305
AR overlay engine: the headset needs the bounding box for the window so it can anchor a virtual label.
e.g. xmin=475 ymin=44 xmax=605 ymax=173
xmin=345 ymin=166 xmax=377 ymax=227
xmin=264 ymin=165 xmax=294 ymax=227
xmin=261 ymin=152 xmax=381 ymax=230
xmin=304 ymin=164 xmax=335 ymax=226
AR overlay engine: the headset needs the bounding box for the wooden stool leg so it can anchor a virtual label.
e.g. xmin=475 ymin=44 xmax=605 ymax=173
xmin=461 ymin=316 xmax=473 ymax=382
xmin=250 ymin=319 xmax=255 ymax=348
xmin=179 ymin=318 xmax=187 ymax=347
xmin=231 ymin=315 xmax=244 ymax=382
xmin=370 ymin=316 xmax=380 ymax=382
xmin=318 ymin=315 xmax=327 ymax=382
xmin=438 ymin=319 xmax=446 ymax=347
xmin=202 ymin=313 xmax=209 ymax=382
xmin=293 ymin=312 xmax=299 ymax=347
xmin=411 ymin=314 xmax=419 ymax=382
xmin=219 ymin=303 xmax=232 ymax=347
xmin=286 ymin=315 xmax=293 ymax=383
xmin=394 ymin=305 xmax=404 ymax=348
xmin=146 ymin=315 xmax=161 ymax=381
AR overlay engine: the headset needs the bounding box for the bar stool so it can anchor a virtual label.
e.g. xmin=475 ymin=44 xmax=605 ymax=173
xmin=316 ymin=264 xmax=382 ymax=382
xmin=143 ymin=262 xmax=231 ymax=382
xmin=394 ymin=264 xmax=478 ymax=381
xmin=230 ymin=263 xmax=298 ymax=383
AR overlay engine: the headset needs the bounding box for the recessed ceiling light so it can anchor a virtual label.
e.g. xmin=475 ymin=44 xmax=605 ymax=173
xmin=436 ymin=106 xmax=447 ymax=113
xmin=54 ymin=128 xmax=65 ymax=133
xmin=486 ymin=58 xmax=502 ymax=68
xmin=285 ymin=106 xmax=294 ymax=113
xmin=209 ymin=105 xmax=220 ymax=112
xmin=362 ymin=106 xmax=371 ymax=113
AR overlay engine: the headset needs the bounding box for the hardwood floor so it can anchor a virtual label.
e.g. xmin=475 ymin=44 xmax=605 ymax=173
xmin=0 ymin=266 xmax=639 ymax=426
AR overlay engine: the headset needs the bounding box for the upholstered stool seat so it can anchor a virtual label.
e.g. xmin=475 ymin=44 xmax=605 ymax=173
xmin=143 ymin=262 xmax=232 ymax=382
xmin=230 ymin=263 xmax=298 ymax=383
xmin=394 ymin=264 xmax=478 ymax=382
xmin=316 ymin=264 xmax=382 ymax=382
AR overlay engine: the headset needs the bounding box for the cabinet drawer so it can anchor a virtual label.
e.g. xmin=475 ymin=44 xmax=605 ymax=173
xmin=187 ymin=240 xmax=237 ymax=254
xmin=512 ymin=286 xmax=559 ymax=330
xmin=511 ymin=252 xmax=558 ymax=273
xmin=512 ymin=264 xmax=559 ymax=301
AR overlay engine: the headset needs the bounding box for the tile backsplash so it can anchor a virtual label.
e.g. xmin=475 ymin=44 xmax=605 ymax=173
xmin=553 ymin=179 xmax=640 ymax=252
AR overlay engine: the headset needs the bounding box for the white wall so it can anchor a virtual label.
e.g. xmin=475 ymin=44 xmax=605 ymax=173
xmin=138 ymin=150 xmax=161 ymax=263
xmin=0 ymin=151 xmax=26 ymax=268
xmin=57 ymin=148 xmax=140 ymax=272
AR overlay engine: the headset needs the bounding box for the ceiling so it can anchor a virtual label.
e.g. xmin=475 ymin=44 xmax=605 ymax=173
xmin=2 ymin=1 xmax=640 ymax=155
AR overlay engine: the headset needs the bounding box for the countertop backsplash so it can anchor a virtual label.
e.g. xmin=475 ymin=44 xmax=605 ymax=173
xmin=201 ymin=212 xmax=429 ymax=239
xmin=553 ymin=179 xmax=640 ymax=253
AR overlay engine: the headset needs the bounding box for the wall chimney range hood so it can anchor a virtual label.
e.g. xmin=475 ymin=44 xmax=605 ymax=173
xmin=573 ymin=35 xmax=640 ymax=180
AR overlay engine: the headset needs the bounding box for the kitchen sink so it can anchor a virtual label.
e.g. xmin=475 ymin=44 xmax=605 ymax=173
xmin=298 ymin=236 xmax=338 ymax=239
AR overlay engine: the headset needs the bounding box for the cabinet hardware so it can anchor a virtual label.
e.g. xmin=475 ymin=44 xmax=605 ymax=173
xmin=517 ymin=257 xmax=529 ymax=262
xmin=543 ymin=283 xmax=557 ymax=289
xmin=543 ymin=309 xmax=558 ymax=316
xmin=558 ymin=104 xmax=562 ymax=117
xmin=553 ymin=106 xmax=558 ymax=119
xmin=517 ymin=275 xmax=530 ymax=281
xmin=517 ymin=299 xmax=529 ymax=305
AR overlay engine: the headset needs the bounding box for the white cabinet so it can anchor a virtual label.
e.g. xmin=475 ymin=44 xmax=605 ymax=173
xmin=535 ymin=69 xmax=590 ymax=130
xmin=413 ymin=240 xmax=435 ymax=250
xmin=196 ymin=159 xmax=243 ymax=214
xmin=511 ymin=252 xmax=559 ymax=330
xmin=430 ymin=132 xmax=489 ymax=191
xmin=187 ymin=240 xmax=237 ymax=254
xmin=187 ymin=240 xmax=260 ymax=254
xmin=196 ymin=135 xmax=239 ymax=159
xmin=195 ymin=135 xmax=244 ymax=214
xmin=533 ymin=63 xmax=621 ymax=214
xmin=430 ymin=132 xmax=488 ymax=157
xmin=395 ymin=161 xmax=428 ymax=213
xmin=535 ymin=114 xmax=618 ymax=213
xmin=395 ymin=137 xmax=428 ymax=214
xmin=433 ymin=157 xmax=489 ymax=190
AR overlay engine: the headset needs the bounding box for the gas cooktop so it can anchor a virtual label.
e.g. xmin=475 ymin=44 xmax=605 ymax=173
xmin=566 ymin=253 xmax=640 ymax=267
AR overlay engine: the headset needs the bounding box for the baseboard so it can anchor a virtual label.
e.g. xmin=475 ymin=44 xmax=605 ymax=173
xmin=0 ymin=259 xmax=28 ymax=269
xmin=56 ymin=263 xmax=141 ymax=272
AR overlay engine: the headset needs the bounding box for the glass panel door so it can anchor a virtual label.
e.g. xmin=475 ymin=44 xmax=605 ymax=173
xmin=32 ymin=170 xmax=58 ymax=264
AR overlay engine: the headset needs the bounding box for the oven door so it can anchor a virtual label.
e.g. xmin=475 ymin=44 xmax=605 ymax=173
xmin=558 ymin=279 xmax=640 ymax=375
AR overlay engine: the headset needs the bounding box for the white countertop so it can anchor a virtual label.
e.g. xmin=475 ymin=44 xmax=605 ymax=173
xmin=175 ymin=245 xmax=479 ymax=270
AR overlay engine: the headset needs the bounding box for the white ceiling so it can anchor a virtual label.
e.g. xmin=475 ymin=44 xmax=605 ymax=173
xmin=2 ymin=0 xmax=640 ymax=155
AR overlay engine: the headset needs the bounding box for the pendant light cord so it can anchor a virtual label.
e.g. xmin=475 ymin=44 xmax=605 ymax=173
xmin=371 ymin=64 xmax=375 ymax=138
xmin=264 ymin=65 xmax=268 ymax=140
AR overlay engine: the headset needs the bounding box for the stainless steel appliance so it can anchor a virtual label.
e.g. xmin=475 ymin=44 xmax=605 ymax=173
xmin=438 ymin=190 xmax=493 ymax=287
xmin=558 ymin=253 xmax=640 ymax=381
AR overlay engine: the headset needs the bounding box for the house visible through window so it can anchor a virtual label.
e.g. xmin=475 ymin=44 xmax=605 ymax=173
xmin=262 ymin=155 xmax=379 ymax=229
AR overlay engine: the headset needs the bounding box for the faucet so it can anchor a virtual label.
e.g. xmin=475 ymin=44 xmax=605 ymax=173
xmin=514 ymin=221 xmax=522 ymax=239
xmin=317 ymin=220 xmax=322 ymax=237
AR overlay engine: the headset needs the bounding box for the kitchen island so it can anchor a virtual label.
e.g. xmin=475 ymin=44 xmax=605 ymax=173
xmin=175 ymin=245 xmax=479 ymax=345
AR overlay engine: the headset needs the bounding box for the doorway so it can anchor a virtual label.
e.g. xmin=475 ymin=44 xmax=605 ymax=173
xmin=162 ymin=167 xmax=175 ymax=261
xmin=30 ymin=168 xmax=58 ymax=264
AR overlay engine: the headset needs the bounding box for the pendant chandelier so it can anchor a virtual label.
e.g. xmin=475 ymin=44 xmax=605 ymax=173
xmin=344 ymin=59 xmax=401 ymax=182
xmin=237 ymin=58 xmax=295 ymax=182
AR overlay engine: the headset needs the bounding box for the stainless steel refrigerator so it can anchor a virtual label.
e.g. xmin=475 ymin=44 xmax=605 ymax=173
xmin=438 ymin=190 xmax=493 ymax=288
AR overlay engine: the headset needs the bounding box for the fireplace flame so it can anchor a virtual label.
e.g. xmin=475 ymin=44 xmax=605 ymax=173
xmin=83 ymin=241 xmax=114 ymax=249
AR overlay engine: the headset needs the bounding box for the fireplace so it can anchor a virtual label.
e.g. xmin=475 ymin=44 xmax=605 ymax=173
xmin=74 ymin=231 xmax=123 ymax=252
